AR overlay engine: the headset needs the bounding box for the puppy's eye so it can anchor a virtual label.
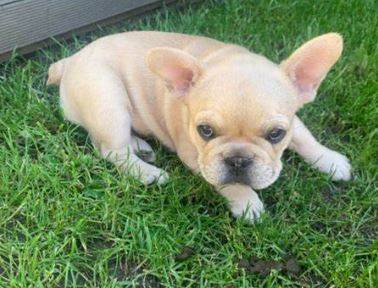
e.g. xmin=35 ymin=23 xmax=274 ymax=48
xmin=197 ymin=124 xmax=215 ymax=140
xmin=266 ymin=128 xmax=286 ymax=144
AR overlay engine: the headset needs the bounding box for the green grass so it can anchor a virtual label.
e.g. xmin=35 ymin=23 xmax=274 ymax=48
xmin=0 ymin=0 xmax=377 ymax=287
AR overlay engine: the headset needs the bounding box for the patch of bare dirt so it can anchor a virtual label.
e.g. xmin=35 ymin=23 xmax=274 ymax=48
xmin=237 ymin=255 xmax=301 ymax=277
xmin=111 ymin=259 xmax=161 ymax=288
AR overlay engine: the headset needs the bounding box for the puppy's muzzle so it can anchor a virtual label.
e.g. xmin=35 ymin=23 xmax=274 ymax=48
xmin=224 ymin=156 xmax=253 ymax=170
xmin=222 ymin=155 xmax=253 ymax=186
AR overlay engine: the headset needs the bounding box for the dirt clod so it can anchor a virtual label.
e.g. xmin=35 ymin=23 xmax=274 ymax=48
xmin=237 ymin=255 xmax=301 ymax=277
xmin=237 ymin=259 xmax=250 ymax=270
xmin=311 ymin=221 xmax=327 ymax=232
xmin=174 ymin=246 xmax=195 ymax=261
xmin=249 ymin=260 xmax=284 ymax=276
xmin=285 ymin=257 xmax=301 ymax=275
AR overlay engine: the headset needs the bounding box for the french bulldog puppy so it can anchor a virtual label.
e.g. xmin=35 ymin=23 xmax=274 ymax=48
xmin=47 ymin=31 xmax=351 ymax=221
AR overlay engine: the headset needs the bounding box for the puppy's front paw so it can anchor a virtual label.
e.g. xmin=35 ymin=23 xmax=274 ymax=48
xmin=231 ymin=194 xmax=265 ymax=222
xmin=313 ymin=149 xmax=351 ymax=181
xmin=137 ymin=166 xmax=169 ymax=185
xmin=218 ymin=184 xmax=265 ymax=223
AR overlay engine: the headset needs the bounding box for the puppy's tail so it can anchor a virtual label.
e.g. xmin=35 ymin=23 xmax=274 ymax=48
xmin=47 ymin=58 xmax=67 ymax=86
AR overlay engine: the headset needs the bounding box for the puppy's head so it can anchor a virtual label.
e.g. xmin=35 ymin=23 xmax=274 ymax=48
xmin=147 ymin=33 xmax=343 ymax=189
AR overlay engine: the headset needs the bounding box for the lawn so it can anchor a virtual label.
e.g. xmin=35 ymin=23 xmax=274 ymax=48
xmin=0 ymin=0 xmax=377 ymax=287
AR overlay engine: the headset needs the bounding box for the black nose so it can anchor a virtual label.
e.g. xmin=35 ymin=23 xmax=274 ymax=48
xmin=224 ymin=156 xmax=253 ymax=170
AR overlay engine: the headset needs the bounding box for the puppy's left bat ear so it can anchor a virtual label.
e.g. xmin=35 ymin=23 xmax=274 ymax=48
xmin=280 ymin=33 xmax=343 ymax=106
xmin=146 ymin=47 xmax=202 ymax=98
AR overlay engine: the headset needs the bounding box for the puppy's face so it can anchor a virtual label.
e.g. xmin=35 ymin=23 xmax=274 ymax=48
xmin=186 ymin=65 xmax=296 ymax=189
xmin=147 ymin=33 xmax=343 ymax=189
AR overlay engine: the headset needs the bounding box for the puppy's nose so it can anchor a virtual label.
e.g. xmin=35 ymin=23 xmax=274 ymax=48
xmin=224 ymin=156 xmax=253 ymax=170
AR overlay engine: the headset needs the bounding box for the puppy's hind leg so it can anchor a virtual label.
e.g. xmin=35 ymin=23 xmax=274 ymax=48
xmin=62 ymin=65 xmax=168 ymax=185
xmin=93 ymin=107 xmax=168 ymax=185
xmin=101 ymin=143 xmax=167 ymax=185
xmin=289 ymin=116 xmax=351 ymax=181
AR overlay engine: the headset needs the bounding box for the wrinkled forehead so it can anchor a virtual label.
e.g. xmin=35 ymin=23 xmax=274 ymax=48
xmin=191 ymin=68 xmax=297 ymax=130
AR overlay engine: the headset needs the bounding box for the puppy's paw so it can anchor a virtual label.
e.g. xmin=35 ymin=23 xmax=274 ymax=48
xmin=138 ymin=166 xmax=169 ymax=185
xmin=136 ymin=150 xmax=156 ymax=164
xmin=131 ymin=136 xmax=156 ymax=163
xmin=313 ymin=149 xmax=351 ymax=181
xmin=231 ymin=195 xmax=265 ymax=222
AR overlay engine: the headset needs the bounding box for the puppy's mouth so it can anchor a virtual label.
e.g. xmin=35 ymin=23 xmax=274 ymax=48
xmin=199 ymin=150 xmax=282 ymax=189
xmin=200 ymin=161 xmax=280 ymax=190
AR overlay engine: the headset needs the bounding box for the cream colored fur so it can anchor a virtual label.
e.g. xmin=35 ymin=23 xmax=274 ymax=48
xmin=48 ymin=31 xmax=351 ymax=222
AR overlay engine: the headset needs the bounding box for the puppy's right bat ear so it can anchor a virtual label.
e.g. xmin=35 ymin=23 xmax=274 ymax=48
xmin=146 ymin=47 xmax=202 ymax=98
